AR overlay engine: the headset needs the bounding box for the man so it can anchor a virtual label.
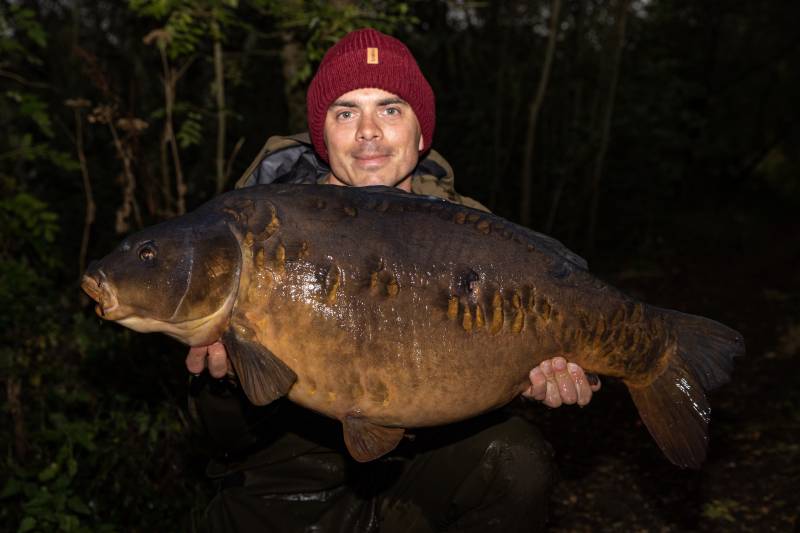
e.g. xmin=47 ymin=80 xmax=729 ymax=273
xmin=187 ymin=28 xmax=600 ymax=532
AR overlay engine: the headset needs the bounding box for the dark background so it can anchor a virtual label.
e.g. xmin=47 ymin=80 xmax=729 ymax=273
xmin=1 ymin=1 xmax=798 ymax=530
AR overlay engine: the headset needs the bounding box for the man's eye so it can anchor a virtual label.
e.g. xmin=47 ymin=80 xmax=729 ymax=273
xmin=337 ymin=111 xmax=353 ymax=120
xmin=384 ymin=107 xmax=400 ymax=116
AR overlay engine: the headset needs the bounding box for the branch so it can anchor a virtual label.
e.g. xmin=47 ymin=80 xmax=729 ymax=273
xmin=158 ymin=46 xmax=187 ymax=215
xmin=585 ymin=0 xmax=631 ymax=255
xmin=212 ymin=21 xmax=227 ymax=193
xmin=224 ymin=136 xmax=245 ymax=189
xmin=108 ymin=119 xmax=142 ymax=232
xmin=519 ymin=0 xmax=562 ymax=227
xmin=6 ymin=377 xmax=28 ymax=462
xmin=0 ymin=69 xmax=50 ymax=89
xmin=66 ymin=101 xmax=95 ymax=276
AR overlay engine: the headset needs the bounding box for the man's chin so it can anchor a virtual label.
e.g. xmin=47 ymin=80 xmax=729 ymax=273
xmin=363 ymin=179 xmax=410 ymax=192
xmin=331 ymin=174 xmax=391 ymax=188
xmin=326 ymin=165 xmax=412 ymax=190
xmin=351 ymin=164 xmax=392 ymax=181
xmin=352 ymin=169 xmax=412 ymax=189
xmin=361 ymin=175 xmax=398 ymax=187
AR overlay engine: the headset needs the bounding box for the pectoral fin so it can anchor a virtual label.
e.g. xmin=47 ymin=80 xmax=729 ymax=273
xmin=222 ymin=328 xmax=296 ymax=406
xmin=343 ymin=415 xmax=405 ymax=462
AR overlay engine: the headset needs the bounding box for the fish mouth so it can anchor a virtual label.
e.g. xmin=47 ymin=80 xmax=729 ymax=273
xmin=80 ymin=271 xmax=123 ymax=320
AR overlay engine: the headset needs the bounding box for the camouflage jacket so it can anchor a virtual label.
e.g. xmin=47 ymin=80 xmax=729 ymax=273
xmin=235 ymin=132 xmax=488 ymax=212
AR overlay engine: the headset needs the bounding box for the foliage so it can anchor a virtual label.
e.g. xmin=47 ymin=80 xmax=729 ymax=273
xmin=177 ymin=109 xmax=205 ymax=149
xmin=0 ymin=3 xmax=66 ymax=374
xmin=129 ymin=0 xmax=240 ymax=58
xmin=702 ymin=498 xmax=741 ymax=523
xmin=1 ymin=313 xmax=206 ymax=531
xmin=0 ymin=187 xmax=205 ymax=529
xmin=0 ymin=5 xmax=77 ymax=173
xmin=264 ymin=0 xmax=418 ymax=85
xmin=0 ymin=4 xmax=204 ymax=530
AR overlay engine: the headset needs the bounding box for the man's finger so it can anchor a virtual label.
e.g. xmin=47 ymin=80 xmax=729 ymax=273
xmin=544 ymin=378 xmax=562 ymax=408
xmin=538 ymin=358 xmax=554 ymax=380
xmin=207 ymin=342 xmax=230 ymax=378
xmin=523 ymin=367 xmax=548 ymax=401
xmin=552 ymin=357 xmax=578 ymax=405
xmin=538 ymin=359 xmax=562 ymax=407
xmin=568 ymin=362 xmax=592 ymax=406
xmin=186 ymin=346 xmax=208 ymax=374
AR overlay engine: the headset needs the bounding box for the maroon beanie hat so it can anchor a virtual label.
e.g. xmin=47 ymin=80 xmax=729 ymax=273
xmin=306 ymin=28 xmax=435 ymax=162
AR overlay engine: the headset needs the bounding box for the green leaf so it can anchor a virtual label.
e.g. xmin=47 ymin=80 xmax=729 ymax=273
xmin=23 ymin=486 xmax=53 ymax=510
xmin=37 ymin=462 xmax=60 ymax=482
xmin=50 ymin=476 xmax=70 ymax=493
xmin=67 ymin=495 xmax=92 ymax=516
xmin=58 ymin=514 xmax=81 ymax=531
xmin=13 ymin=8 xmax=47 ymax=48
xmin=702 ymin=499 xmax=740 ymax=522
xmin=17 ymin=516 xmax=36 ymax=533
xmin=3 ymin=91 xmax=53 ymax=138
xmin=177 ymin=111 xmax=203 ymax=148
xmin=53 ymin=490 xmax=68 ymax=511
xmin=19 ymin=93 xmax=54 ymax=137
xmin=0 ymin=478 xmax=21 ymax=499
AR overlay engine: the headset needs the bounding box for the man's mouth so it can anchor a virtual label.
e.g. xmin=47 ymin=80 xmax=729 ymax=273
xmin=353 ymin=151 xmax=392 ymax=169
xmin=353 ymin=146 xmax=391 ymax=160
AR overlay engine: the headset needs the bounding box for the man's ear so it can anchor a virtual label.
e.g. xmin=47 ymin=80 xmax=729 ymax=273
xmin=418 ymin=133 xmax=424 ymax=152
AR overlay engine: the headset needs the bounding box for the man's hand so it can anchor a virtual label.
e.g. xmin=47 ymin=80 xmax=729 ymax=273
xmin=522 ymin=357 xmax=601 ymax=407
xmin=186 ymin=342 xmax=231 ymax=378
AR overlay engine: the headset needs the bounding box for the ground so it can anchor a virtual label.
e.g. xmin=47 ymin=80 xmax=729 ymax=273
xmin=528 ymin=219 xmax=800 ymax=532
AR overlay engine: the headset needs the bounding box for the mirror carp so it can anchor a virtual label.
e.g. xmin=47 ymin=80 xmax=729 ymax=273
xmin=81 ymin=184 xmax=744 ymax=467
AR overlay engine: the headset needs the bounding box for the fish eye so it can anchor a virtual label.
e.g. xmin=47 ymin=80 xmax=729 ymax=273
xmin=138 ymin=242 xmax=157 ymax=262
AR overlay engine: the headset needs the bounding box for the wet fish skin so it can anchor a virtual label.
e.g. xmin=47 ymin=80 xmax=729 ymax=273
xmin=81 ymin=183 xmax=744 ymax=467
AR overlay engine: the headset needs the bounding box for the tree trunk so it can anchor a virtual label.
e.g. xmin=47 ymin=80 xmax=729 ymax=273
xmin=545 ymin=1 xmax=585 ymax=234
xmin=212 ymin=20 xmax=227 ymax=193
xmin=158 ymin=50 xmax=193 ymax=215
xmin=489 ymin=24 xmax=510 ymax=210
xmin=73 ymin=107 xmax=94 ymax=277
xmin=519 ymin=0 xmax=562 ymax=227
xmin=585 ymin=0 xmax=630 ymax=254
xmin=280 ymin=32 xmax=307 ymax=134
xmin=7 ymin=377 xmax=28 ymax=462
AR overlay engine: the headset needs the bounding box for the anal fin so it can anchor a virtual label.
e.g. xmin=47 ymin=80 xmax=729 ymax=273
xmin=222 ymin=328 xmax=296 ymax=406
xmin=343 ymin=415 xmax=405 ymax=462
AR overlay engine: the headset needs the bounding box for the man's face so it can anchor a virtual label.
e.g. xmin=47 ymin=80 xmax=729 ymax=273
xmin=323 ymin=88 xmax=424 ymax=191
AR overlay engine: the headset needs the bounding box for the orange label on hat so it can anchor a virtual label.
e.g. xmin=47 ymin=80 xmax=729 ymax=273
xmin=367 ymin=47 xmax=379 ymax=64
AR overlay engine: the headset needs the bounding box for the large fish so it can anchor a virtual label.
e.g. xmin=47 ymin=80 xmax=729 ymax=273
xmin=81 ymin=184 xmax=743 ymax=467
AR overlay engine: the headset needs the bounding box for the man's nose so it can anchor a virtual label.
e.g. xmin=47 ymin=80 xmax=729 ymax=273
xmin=356 ymin=113 xmax=382 ymax=142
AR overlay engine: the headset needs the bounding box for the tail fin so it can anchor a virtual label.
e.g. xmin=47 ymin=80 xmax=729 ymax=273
xmin=627 ymin=310 xmax=745 ymax=468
